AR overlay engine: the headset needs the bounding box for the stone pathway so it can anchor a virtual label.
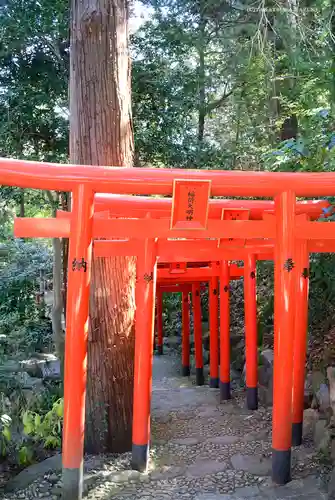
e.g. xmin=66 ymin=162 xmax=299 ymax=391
xmin=1 ymin=354 xmax=331 ymax=499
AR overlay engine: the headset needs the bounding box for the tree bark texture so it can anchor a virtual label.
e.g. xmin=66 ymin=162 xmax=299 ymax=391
xmin=197 ymin=16 xmax=206 ymax=145
xmin=70 ymin=0 xmax=136 ymax=453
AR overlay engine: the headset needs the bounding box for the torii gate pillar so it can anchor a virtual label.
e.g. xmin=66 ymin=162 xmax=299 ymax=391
xmin=192 ymin=283 xmax=204 ymax=386
xmin=292 ymin=231 xmax=309 ymax=446
xmin=272 ymin=191 xmax=297 ymax=484
xmin=244 ymin=254 xmax=258 ymax=410
xmin=156 ymin=289 xmax=164 ymax=355
xmin=182 ymin=291 xmax=191 ymax=376
xmin=132 ymin=239 xmax=157 ymax=472
xmin=209 ymin=266 xmax=219 ymax=388
xmin=62 ymin=185 xmax=94 ymax=500
xmin=220 ymin=260 xmax=231 ymax=401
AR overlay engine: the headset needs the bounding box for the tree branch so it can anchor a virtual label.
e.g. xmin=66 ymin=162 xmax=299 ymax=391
xmin=206 ymin=87 xmax=235 ymax=114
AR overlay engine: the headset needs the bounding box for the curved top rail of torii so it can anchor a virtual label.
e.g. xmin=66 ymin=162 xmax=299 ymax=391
xmin=1 ymin=157 xmax=335 ymax=197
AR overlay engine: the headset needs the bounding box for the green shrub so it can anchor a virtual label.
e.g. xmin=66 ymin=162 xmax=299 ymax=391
xmin=22 ymin=398 xmax=63 ymax=451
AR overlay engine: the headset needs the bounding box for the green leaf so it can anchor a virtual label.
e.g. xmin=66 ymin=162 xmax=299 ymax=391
xmin=2 ymin=426 xmax=11 ymax=442
xmin=54 ymin=399 xmax=63 ymax=418
xmin=18 ymin=446 xmax=33 ymax=466
xmin=34 ymin=414 xmax=41 ymax=428
xmin=44 ymin=435 xmax=60 ymax=448
xmin=22 ymin=411 xmax=34 ymax=435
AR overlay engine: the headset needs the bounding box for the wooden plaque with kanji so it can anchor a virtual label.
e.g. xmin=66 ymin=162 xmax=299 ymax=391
xmin=171 ymin=179 xmax=211 ymax=230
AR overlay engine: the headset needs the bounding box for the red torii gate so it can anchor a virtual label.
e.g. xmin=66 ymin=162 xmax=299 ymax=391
xmin=156 ymin=262 xmax=243 ymax=388
xmin=80 ymin=195 xmax=325 ymax=413
xmin=13 ymin=202 xmax=334 ymax=480
xmin=23 ymin=195 xmax=327 ymax=410
xmin=16 ymin=208 xmax=317 ymax=413
xmin=14 ymin=195 xmax=332 ymax=476
xmin=2 ymin=157 xmax=335 ymax=497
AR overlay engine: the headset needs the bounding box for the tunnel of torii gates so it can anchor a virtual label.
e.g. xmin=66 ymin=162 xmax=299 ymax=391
xmin=3 ymin=159 xmax=335 ymax=498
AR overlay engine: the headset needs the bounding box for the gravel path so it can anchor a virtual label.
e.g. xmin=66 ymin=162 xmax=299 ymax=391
xmin=1 ymin=353 xmax=331 ymax=499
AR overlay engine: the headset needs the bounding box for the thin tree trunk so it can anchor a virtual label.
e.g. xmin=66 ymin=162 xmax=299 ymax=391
xmin=232 ymin=95 xmax=241 ymax=169
xmin=52 ymin=236 xmax=65 ymax=376
xmin=19 ymin=189 xmax=25 ymax=217
xmin=60 ymin=192 xmax=69 ymax=320
xmin=197 ymin=17 xmax=206 ymax=144
xmin=61 ymin=237 xmax=68 ymax=321
xmin=46 ymin=190 xmax=65 ymax=371
xmin=70 ymin=0 xmax=136 ymax=453
xmin=280 ymin=0 xmax=298 ymax=141
xmin=331 ymin=0 xmax=335 ymax=110
xmin=198 ymin=47 xmax=205 ymax=143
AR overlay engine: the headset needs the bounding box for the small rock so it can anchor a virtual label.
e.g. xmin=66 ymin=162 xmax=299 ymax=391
xmin=303 ymin=408 xmax=319 ymax=437
xmin=39 ymin=483 xmax=51 ymax=493
xmin=51 ymin=486 xmax=62 ymax=496
xmin=150 ymin=465 xmax=185 ymax=481
xmin=231 ymin=340 xmax=245 ymax=371
xmin=316 ymin=383 xmax=331 ymax=415
xmin=186 ymin=459 xmax=228 ymax=478
xmin=109 ymin=469 xmax=140 ymax=483
xmin=230 ymin=453 xmax=272 ymax=476
xmin=314 ymin=419 xmax=331 ymax=454
xmin=312 ymin=370 xmax=325 ymax=392
xmin=20 ymin=358 xmax=46 ymax=378
xmin=233 ymin=485 xmax=261 ymax=497
xmin=242 ymin=429 xmax=269 ymax=442
xmin=260 ymin=349 xmax=274 ymax=370
xmin=42 ymin=358 xmax=61 ymax=380
xmin=206 ymin=435 xmax=239 ymax=445
xmin=47 ymin=473 xmax=59 ymax=484
xmin=171 ymin=437 xmax=201 ymax=445
xmin=258 ymin=349 xmax=274 ymax=386
xmin=258 ymin=381 xmax=273 ymax=407
xmin=16 ymin=372 xmax=44 ymax=390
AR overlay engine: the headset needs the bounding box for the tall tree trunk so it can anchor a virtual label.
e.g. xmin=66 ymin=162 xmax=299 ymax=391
xmin=197 ymin=47 xmax=205 ymax=144
xmin=331 ymin=0 xmax=335 ymax=111
xmin=197 ymin=15 xmax=206 ymax=145
xmin=70 ymin=0 xmax=136 ymax=453
xmin=280 ymin=0 xmax=298 ymax=141
xmin=268 ymin=2 xmax=298 ymax=143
